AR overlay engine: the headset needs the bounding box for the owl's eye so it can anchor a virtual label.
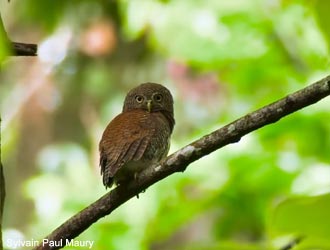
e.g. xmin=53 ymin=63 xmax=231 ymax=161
xmin=153 ymin=94 xmax=163 ymax=102
xmin=135 ymin=95 xmax=144 ymax=103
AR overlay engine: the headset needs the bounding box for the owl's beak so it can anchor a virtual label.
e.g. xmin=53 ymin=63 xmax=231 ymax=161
xmin=147 ymin=100 xmax=152 ymax=112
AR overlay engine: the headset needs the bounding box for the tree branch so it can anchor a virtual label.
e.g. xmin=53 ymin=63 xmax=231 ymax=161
xmin=0 ymin=119 xmax=5 ymax=250
xmin=34 ymin=75 xmax=330 ymax=250
xmin=0 ymin=11 xmax=37 ymax=56
xmin=11 ymin=42 xmax=37 ymax=56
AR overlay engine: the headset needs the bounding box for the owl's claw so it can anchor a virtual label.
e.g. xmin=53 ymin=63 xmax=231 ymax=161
xmin=134 ymin=173 xmax=146 ymax=198
xmin=136 ymin=189 xmax=146 ymax=199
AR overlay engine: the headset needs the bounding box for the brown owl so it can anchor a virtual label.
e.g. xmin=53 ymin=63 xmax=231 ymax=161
xmin=99 ymin=83 xmax=175 ymax=188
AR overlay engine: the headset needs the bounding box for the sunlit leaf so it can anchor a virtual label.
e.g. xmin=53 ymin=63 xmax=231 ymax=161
xmin=270 ymin=194 xmax=330 ymax=238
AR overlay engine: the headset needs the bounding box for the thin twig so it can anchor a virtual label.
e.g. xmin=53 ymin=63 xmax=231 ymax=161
xmin=280 ymin=236 xmax=305 ymax=250
xmin=0 ymin=9 xmax=37 ymax=250
xmin=11 ymin=42 xmax=37 ymax=56
xmin=0 ymin=119 xmax=5 ymax=250
xmin=33 ymin=75 xmax=330 ymax=250
xmin=0 ymin=12 xmax=6 ymax=250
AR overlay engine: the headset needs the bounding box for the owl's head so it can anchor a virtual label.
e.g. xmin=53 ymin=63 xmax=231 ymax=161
xmin=123 ymin=83 xmax=174 ymax=115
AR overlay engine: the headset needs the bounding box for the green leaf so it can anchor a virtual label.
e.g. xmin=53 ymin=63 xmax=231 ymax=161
xmin=270 ymin=194 xmax=330 ymax=238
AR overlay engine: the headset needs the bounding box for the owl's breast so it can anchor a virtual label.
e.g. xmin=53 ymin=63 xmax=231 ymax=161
xmin=100 ymin=109 xmax=173 ymax=186
xmin=143 ymin=112 xmax=171 ymax=159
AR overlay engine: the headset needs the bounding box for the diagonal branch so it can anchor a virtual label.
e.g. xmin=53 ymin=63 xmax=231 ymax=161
xmin=34 ymin=75 xmax=330 ymax=250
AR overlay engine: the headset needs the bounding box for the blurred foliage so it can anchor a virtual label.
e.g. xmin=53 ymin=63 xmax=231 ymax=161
xmin=271 ymin=194 xmax=330 ymax=240
xmin=0 ymin=0 xmax=330 ymax=250
xmin=0 ymin=15 xmax=9 ymax=63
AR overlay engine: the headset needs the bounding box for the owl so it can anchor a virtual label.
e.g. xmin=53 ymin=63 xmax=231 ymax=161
xmin=99 ymin=83 xmax=175 ymax=188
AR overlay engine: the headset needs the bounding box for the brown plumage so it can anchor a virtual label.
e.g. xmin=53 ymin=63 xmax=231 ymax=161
xmin=99 ymin=83 xmax=175 ymax=188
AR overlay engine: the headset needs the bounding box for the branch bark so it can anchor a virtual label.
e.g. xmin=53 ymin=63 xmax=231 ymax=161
xmin=33 ymin=75 xmax=330 ymax=250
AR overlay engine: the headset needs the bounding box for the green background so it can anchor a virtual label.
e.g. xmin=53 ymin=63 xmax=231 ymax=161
xmin=1 ymin=0 xmax=330 ymax=249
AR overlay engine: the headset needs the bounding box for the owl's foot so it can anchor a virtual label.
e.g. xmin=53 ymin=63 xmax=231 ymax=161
xmin=136 ymin=189 xmax=146 ymax=199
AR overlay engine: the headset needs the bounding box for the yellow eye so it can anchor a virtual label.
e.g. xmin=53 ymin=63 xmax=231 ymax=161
xmin=135 ymin=95 xmax=144 ymax=103
xmin=153 ymin=94 xmax=162 ymax=102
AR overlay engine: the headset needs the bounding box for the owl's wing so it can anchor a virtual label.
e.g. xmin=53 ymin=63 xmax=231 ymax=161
xmin=99 ymin=111 xmax=153 ymax=188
